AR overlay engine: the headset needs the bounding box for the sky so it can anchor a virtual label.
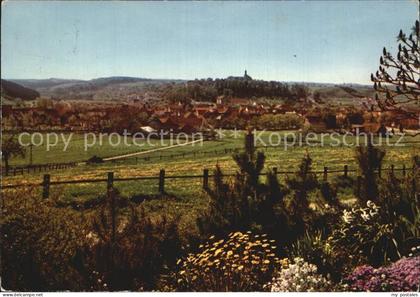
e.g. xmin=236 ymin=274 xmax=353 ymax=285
xmin=1 ymin=1 xmax=418 ymax=84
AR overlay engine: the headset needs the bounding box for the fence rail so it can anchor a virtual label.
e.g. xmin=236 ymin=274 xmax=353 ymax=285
xmin=4 ymin=139 xmax=420 ymax=174
xmin=2 ymin=162 xmax=78 ymax=176
xmin=2 ymin=164 xmax=414 ymax=199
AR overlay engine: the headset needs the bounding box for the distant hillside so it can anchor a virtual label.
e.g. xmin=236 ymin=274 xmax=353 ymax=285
xmin=10 ymin=76 xmax=184 ymax=101
xmin=12 ymin=78 xmax=85 ymax=89
xmin=1 ymin=79 xmax=40 ymax=101
xmin=7 ymin=76 xmax=374 ymax=105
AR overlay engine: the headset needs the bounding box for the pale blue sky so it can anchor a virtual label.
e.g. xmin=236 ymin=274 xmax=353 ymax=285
xmin=1 ymin=1 xmax=418 ymax=83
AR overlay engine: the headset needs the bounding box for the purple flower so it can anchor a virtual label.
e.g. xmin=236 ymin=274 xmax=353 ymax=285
xmin=345 ymin=257 xmax=419 ymax=292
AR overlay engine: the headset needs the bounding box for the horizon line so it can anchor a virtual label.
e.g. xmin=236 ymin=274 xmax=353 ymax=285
xmin=2 ymin=75 xmax=373 ymax=86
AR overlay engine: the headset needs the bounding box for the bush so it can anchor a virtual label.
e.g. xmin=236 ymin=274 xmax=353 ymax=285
xmin=355 ymin=141 xmax=385 ymax=203
xmin=198 ymin=131 xmax=289 ymax=243
xmin=327 ymin=201 xmax=402 ymax=269
xmin=344 ymin=256 xmax=420 ymax=291
xmin=269 ymin=257 xmax=332 ymax=292
xmin=87 ymin=155 xmax=104 ymax=164
xmin=173 ymin=231 xmax=280 ymax=291
xmin=287 ymin=230 xmax=343 ymax=283
xmin=1 ymin=188 xmax=88 ymax=291
xmin=1 ymin=188 xmax=183 ymax=291
xmin=75 ymin=190 xmax=183 ymax=291
xmin=250 ymin=114 xmax=305 ymax=130
xmin=378 ymin=162 xmax=420 ymax=255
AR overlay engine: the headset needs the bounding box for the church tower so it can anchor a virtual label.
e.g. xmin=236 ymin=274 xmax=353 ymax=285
xmin=244 ymin=70 xmax=252 ymax=80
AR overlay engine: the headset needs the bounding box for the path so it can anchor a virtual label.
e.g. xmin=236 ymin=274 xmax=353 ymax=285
xmin=102 ymin=138 xmax=205 ymax=161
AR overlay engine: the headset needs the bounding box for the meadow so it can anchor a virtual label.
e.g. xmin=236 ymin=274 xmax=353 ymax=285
xmin=3 ymin=130 xmax=419 ymax=231
xmin=3 ymin=129 xmax=419 ymax=291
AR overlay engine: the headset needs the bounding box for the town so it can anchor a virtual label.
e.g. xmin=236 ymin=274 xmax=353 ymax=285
xmin=2 ymin=72 xmax=419 ymax=135
xmin=1 ymin=1 xmax=419 ymax=294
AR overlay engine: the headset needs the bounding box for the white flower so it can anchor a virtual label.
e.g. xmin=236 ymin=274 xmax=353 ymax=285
xmin=360 ymin=209 xmax=370 ymax=221
xmin=270 ymin=258 xmax=331 ymax=292
xmin=342 ymin=210 xmax=354 ymax=224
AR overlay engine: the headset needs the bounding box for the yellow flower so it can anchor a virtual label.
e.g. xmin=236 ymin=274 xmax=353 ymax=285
xmin=215 ymin=239 xmax=224 ymax=246
xmin=214 ymin=248 xmax=223 ymax=256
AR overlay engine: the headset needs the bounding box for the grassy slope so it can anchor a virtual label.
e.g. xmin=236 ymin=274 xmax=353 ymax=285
xmin=3 ymin=130 xmax=419 ymax=237
xmin=4 ymin=130 xmax=419 ymax=190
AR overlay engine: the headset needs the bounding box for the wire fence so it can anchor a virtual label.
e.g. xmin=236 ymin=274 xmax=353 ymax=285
xmin=2 ymin=163 xmax=414 ymax=200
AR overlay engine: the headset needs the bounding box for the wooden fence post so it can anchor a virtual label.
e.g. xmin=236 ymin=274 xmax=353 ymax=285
xmin=42 ymin=174 xmax=50 ymax=199
xmin=402 ymin=164 xmax=406 ymax=177
xmin=159 ymin=169 xmax=165 ymax=194
xmin=107 ymin=172 xmax=114 ymax=192
xmin=323 ymin=166 xmax=328 ymax=181
xmin=203 ymin=168 xmax=209 ymax=190
xmin=356 ymin=175 xmax=362 ymax=197
xmin=106 ymin=172 xmax=115 ymax=243
xmin=390 ymin=164 xmax=395 ymax=176
xmin=273 ymin=167 xmax=278 ymax=175
xmin=344 ymin=165 xmax=348 ymax=178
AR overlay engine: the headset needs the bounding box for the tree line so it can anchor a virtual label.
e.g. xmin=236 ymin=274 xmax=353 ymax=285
xmin=164 ymin=78 xmax=310 ymax=103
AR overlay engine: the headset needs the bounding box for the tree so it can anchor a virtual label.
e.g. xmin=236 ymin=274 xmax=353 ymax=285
xmin=197 ymin=130 xmax=288 ymax=239
xmin=2 ymin=135 xmax=25 ymax=175
xmin=371 ymin=20 xmax=419 ymax=118
xmin=285 ymin=153 xmax=318 ymax=219
xmin=355 ymin=140 xmax=385 ymax=203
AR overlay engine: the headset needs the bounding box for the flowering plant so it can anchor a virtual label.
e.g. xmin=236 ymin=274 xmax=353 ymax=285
xmin=328 ymin=201 xmax=398 ymax=269
xmin=269 ymin=257 xmax=332 ymax=292
xmin=173 ymin=231 xmax=280 ymax=291
xmin=344 ymin=256 xmax=420 ymax=291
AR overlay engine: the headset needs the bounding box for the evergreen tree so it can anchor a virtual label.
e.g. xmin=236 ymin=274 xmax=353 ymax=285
xmin=355 ymin=140 xmax=385 ymax=203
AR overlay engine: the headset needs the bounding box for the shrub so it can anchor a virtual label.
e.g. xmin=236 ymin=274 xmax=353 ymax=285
xmin=198 ymin=131 xmax=289 ymax=243
xmin=87 ymin=155 xmax=104 ymax=164
xmin=173 ymin=231 xmax=280 ymax=291
xmin=378 ymin=160 xmax=420 ymax=255
xmin=355 ymin=141 xmax=385 ymax=203
xmin=327 ymin=201 xmax=404 ymax=269
xmin=1 ymin=188 xmax=183 ymax=291
xmin=287 ymin=230 xmax=343 ymax=283
xmin=76 ymin=190 xmax=183 ymax=291
xmin=344 ymin=256 xmax=420 ymax=291
xmin=198 ymin=132 xmax=326 ymax=247
xmin=1 ymin=188 xmax=88 ymax=291
xmin=250 ymin=114 xmax=305 ymax=130
xmin=269 ymin=257 xmax=332 ymax=292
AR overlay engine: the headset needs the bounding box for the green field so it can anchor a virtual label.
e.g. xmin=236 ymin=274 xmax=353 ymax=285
xmin=2 ymin=130 xmax=419 ymax=236
xmin=4 ymin=130 xmax=419 ymax=194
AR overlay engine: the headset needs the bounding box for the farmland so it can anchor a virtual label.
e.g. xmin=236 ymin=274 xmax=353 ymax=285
xmin=2 ymin=129 xmax=419 ymax=248
xmin=4 ymin=130 xmax=419 ymax=200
